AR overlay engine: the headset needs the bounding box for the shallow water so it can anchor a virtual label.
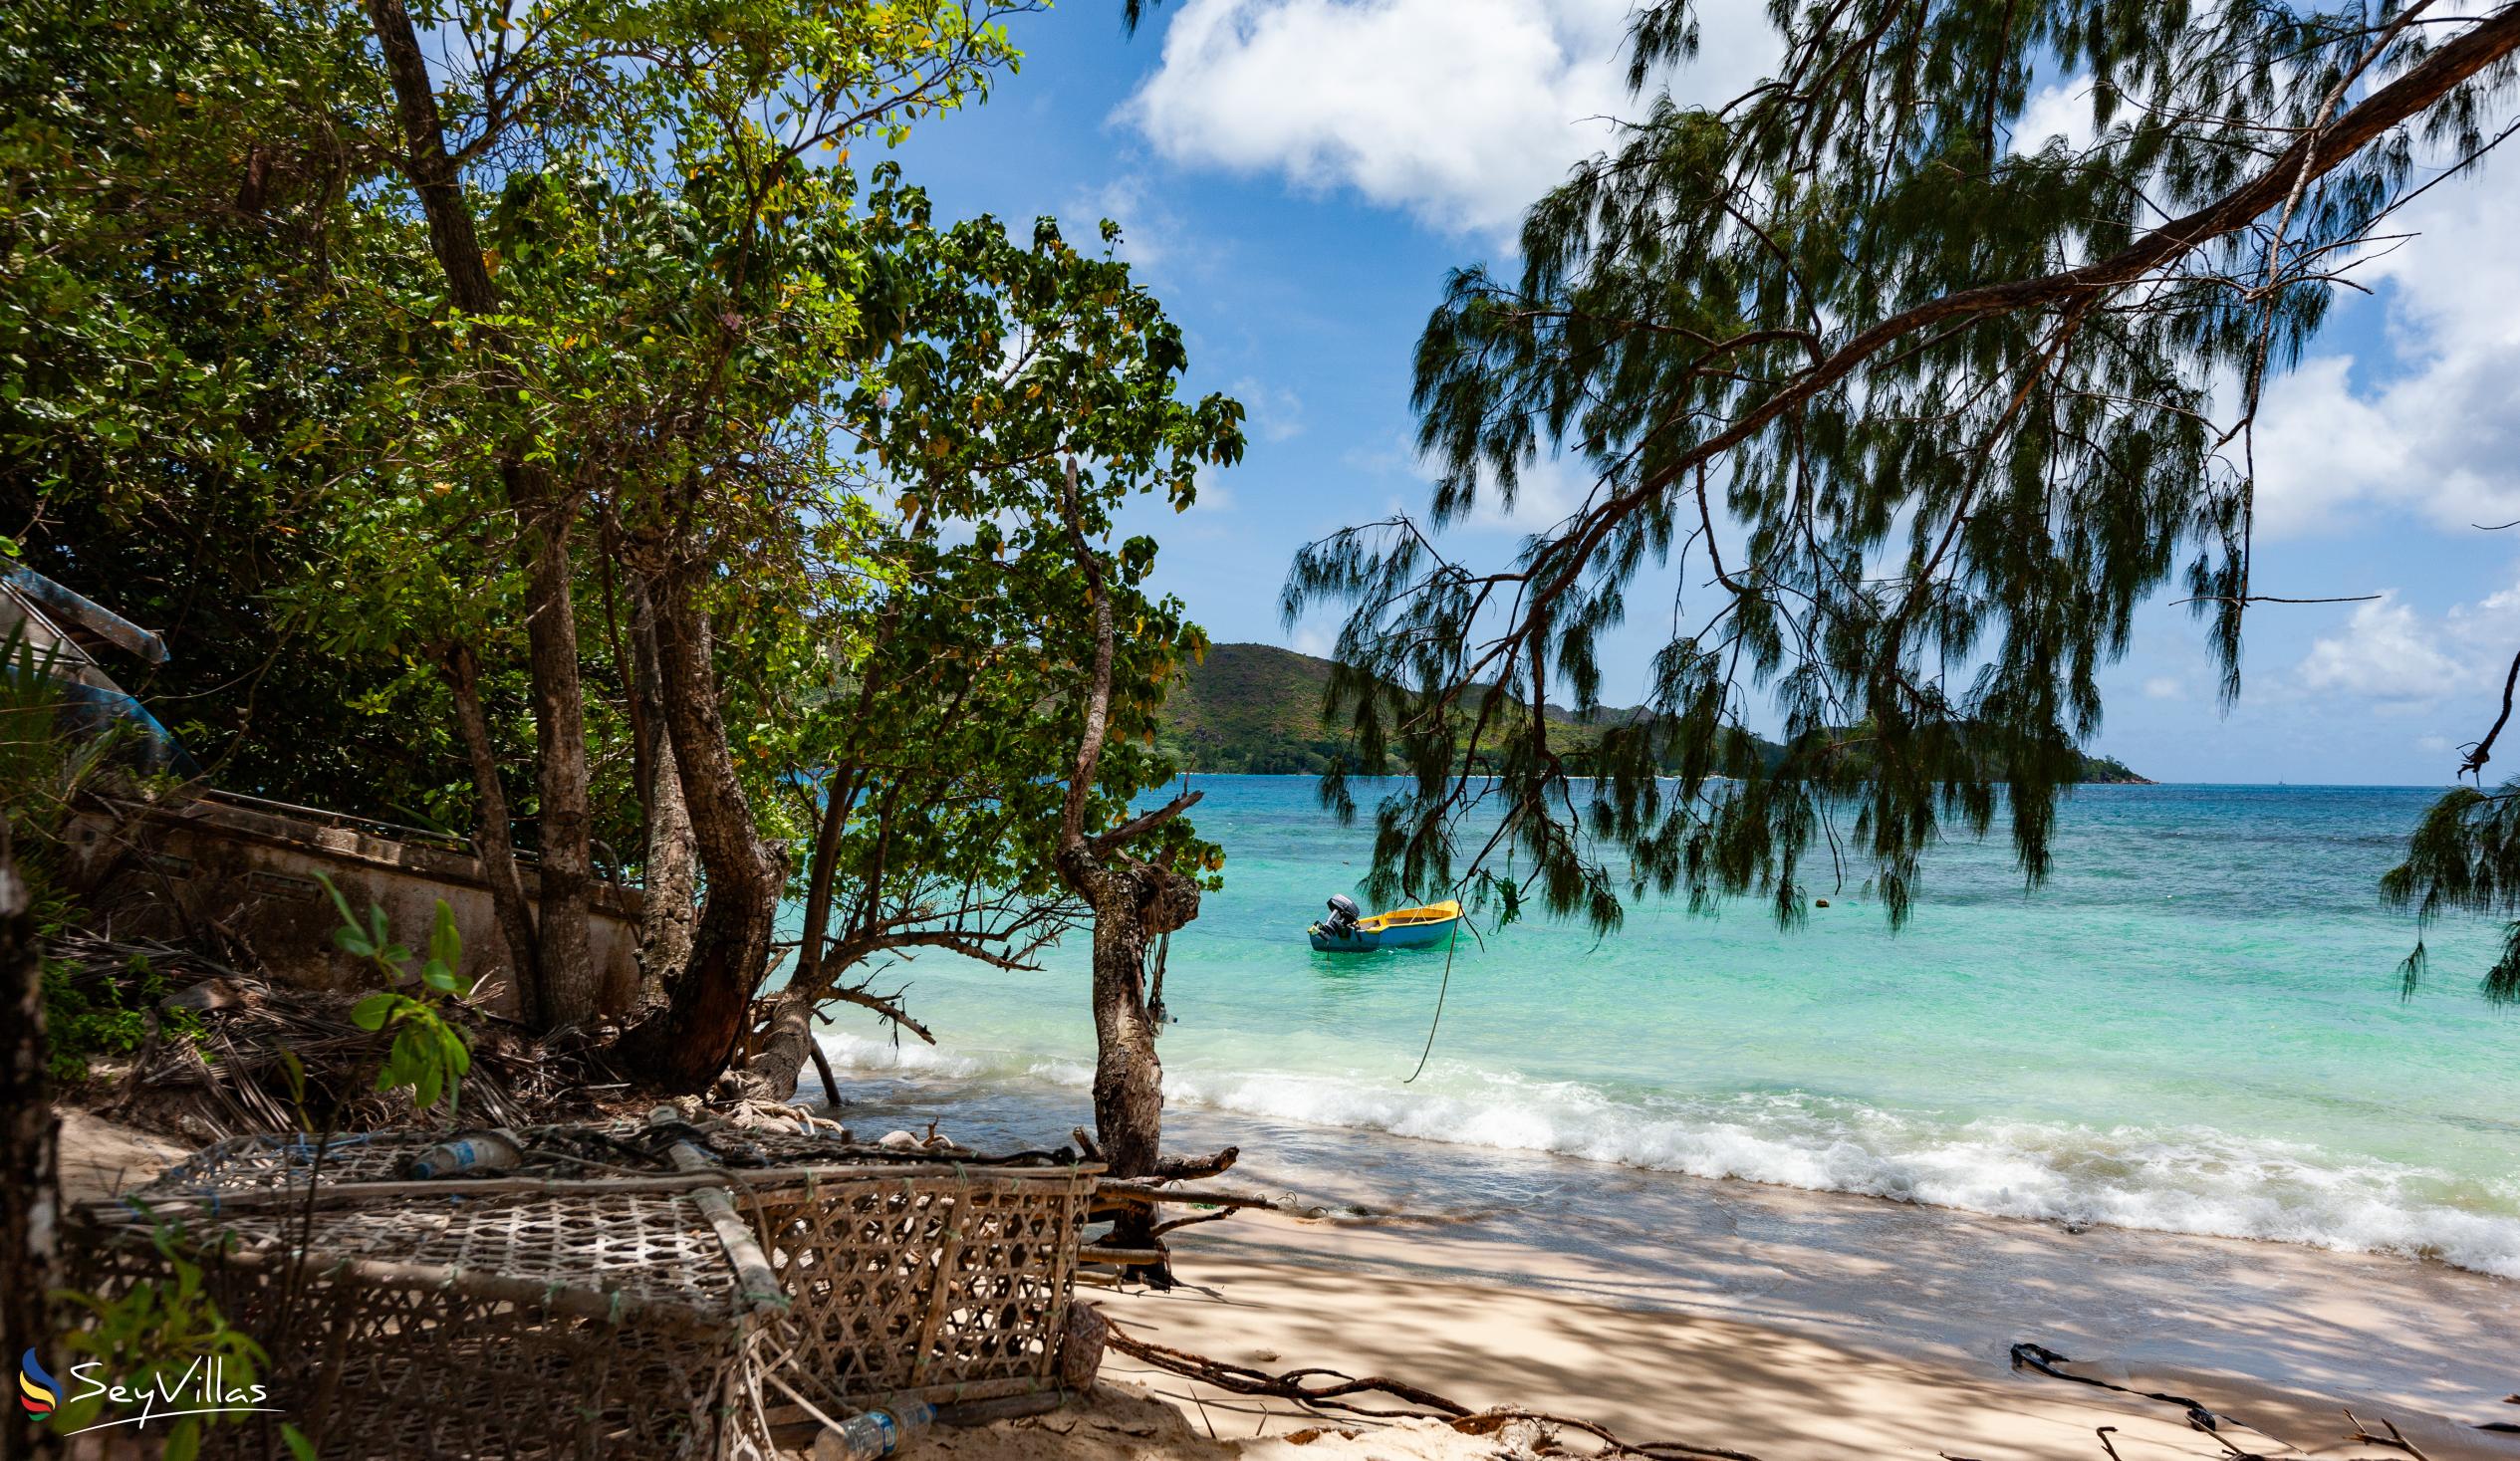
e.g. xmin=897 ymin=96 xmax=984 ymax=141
xmin=811 ymin=778 xmax=2520 ymax=1278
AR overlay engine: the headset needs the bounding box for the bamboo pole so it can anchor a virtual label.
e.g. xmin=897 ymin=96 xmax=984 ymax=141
xmin=652 ymin=1108 xmax=790 ymax=1314
xmin=88 ymin=1159 xmax=1103 ymax=1218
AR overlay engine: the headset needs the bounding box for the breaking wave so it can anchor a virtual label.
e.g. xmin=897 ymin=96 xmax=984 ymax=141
xmin=816 ymin=1029 xmax=2520 ymax=1279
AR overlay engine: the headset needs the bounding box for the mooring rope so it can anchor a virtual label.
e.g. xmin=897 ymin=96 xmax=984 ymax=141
xmin=1402 ymin=913 xmax=1463 ymax=1085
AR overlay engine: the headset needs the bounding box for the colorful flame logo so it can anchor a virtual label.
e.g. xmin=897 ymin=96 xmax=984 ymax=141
xmin=18 ymin=1350 xmax=58 ymax=1418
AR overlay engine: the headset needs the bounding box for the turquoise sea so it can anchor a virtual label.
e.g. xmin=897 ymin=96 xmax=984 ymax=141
xmin=813 ymin=778 xmax=2520 ymax=1278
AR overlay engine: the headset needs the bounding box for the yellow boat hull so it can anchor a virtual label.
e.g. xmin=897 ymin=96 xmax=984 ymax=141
xmin=1307 ymin=899 xmax=1461 ymax=952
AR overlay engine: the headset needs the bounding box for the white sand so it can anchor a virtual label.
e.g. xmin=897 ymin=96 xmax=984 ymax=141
xmin=54 ymin=1107 xmax=2520 ymax=1460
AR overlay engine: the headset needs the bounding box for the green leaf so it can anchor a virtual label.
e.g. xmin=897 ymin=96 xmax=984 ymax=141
xmin=349 ymin=993 xmax=395 ymax=1031
xmin=428 ymin=898 xmax=461 ymax=970
xmin=316 ymin=871 xmax=361 ymax=932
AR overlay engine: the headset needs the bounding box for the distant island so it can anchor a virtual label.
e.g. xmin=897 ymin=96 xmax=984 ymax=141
xmin=1161 ymin=642 xmax=2151 ymax=784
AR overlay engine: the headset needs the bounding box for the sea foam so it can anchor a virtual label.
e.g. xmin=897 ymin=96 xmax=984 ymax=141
xmin=815 ymin=1030 xmax=2520 ymax=1279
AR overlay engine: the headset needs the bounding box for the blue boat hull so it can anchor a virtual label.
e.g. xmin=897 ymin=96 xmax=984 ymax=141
xmin=1308 ymin=918 xmax=1455 ymax=953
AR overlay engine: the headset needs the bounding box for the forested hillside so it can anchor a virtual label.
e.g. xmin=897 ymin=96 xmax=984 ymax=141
xmin=1162 ymin=643 xmax=2149 ymax=782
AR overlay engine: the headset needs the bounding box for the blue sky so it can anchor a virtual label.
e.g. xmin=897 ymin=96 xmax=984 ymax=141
xmin=887 ymin=0 xmax=2520 ymax=787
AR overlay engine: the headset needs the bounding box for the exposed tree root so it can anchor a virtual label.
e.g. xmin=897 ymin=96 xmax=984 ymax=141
xmin=2014 ymin=1342 xmax=2477 ymax=1459
xmin=1103 ymin=1320 xmax=1763 ymax=1461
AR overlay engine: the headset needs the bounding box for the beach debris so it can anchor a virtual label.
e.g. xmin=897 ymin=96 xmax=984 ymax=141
xmin=405 ymin=1127 xmax=525 ymax=1178
xmin=1102 ymin=1320 xmax=1763 ymax=1460
xmin=812 ymin=1399 xmax=934 ymax=1460
xmin=1058 ymin=1302 xmax=1109 ymax=1390
xmin=1095 ymin=1177 xmax=1328 ymax=1219
xmin=871 ymin=1121 xmax=968 ymax=1153
xmin=49 ymin=927 xmax=597 ymax=1137
xmin=1815 ymin=898 xmax=1830 ymax=908
xmin=2011 ymin=1343 xmax=2244 ymax=1444
xmin=2344 ymin=1407 xmax=2445 ymax=1458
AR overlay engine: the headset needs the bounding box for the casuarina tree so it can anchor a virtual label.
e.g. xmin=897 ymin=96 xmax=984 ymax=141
xmin=1284 ymin=0 xmax=2520 ymax=968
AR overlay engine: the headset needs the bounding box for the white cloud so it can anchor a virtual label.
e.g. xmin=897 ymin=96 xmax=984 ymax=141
xmin=2298 ymin=595 xmax=2466 ymax=701
xmin=1460 ymin=451 xmax=1596 ymax=532
xmin=1189 ymin=471 xmax=1236 ymax=513
xmin=2254 ymin=153 xmax=2520 ymax=537
xmin=2142 ymin=675 xmax=2184 ymax=700
xmin=1065 ymin=174 xmax=1173 ymax=269
xmin=1123 ymin=0 xmax=1775 ymax=238
xmin=2009 ymin=77 xmax=2099 ymax=155
xmin=1232 ymin=376 xmax=1305 ymax=442
xmin=2294 ymin=577 xmax=2520 ymax=710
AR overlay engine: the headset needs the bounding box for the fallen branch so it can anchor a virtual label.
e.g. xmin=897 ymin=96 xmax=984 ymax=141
xmin=1094 ymin=1179 xmax=1315 ymax=1214
xmin=2010 ymin=1343 xmax=2225 ymax=1434
xmin=1104 ymin=1321 xmax=1762 ymax=1460
xmin=1149 ymin=1207 xmax=1234 ymax=1240
xmin=1148 ymin=1145 xmax=1240 ymax=1182
xmin=2344 ymin=1408 xmax=2434 ymax=1461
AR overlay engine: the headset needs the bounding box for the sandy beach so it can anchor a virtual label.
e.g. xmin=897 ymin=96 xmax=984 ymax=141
xmin=1075 ymin=1198 xmax=2520 ymax=1460
xmin=59 ymin=1108 xmax=2520 ymax=1461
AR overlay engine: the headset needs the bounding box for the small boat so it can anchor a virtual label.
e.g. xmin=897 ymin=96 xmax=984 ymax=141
xmin=1307 ymin=895 xmax=1462 ymax=953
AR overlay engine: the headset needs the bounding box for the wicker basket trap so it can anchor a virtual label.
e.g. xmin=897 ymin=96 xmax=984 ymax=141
xmin=69 ymin=1128 xmax=1100 ymax=1460
xmin=733 ymin=1166 xmax=1096 ymax=1414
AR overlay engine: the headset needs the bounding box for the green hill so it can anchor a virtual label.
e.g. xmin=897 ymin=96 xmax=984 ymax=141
xmin=1160 ymin=642 xmax=2150 ymax=783
xmin=1159 ymin=642 xmax=1348 ymax=774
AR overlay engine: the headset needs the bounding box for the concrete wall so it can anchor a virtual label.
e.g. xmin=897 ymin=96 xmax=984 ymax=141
xmin=65 ymin=792 xmax=644 ymax=1020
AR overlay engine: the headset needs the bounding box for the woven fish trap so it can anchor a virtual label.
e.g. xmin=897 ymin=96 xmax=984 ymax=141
xmin=139 ymin=1125 xmax=683 ymax=1193
xmin=725 ymin=1165 xmax=1098 ymax=1413
xmin=69 ymin=1127 xmax=1100 ymax=1459
xmin=73 ymin=1185 xmax=770 ymax=1459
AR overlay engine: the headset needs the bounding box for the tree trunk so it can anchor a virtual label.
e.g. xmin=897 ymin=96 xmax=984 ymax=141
xmin=790 ymin=765 xmax=855 ymax=998
xmin=630 ymin=581 xmax=695 ymax=1006
xmin=613 ymin=570 xmax=782 ymax=1093
xmin=1063 ymin=854 xmax=1199 ymax=1282
xmin=442 ymin=642 xmax=545 ymax=1024
xmin=1049 ymin=458 xmax=1209 ymax=1285
xmin=738 ymin=989 xmax=818 ymax=1104
xmin=518 ymin=490 xmax=599 ymax=1026
xmin=1089 ymin=891 xmax=1165 ymax=1180
xmin=365 ymin=0 xmax=597 ymax=1026
xmin=2 ymin=830 xmax=60 ymax=1461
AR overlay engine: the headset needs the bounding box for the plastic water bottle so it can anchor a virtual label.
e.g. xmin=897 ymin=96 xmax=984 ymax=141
xmin=811 ymin=1401 xmax=934 ymax=1460
xmin=404 ymin=1129 xmax=524 ymax=1179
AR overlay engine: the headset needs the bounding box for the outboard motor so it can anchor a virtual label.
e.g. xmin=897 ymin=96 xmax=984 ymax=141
xmin=1323 ymin=894 xmax=1361 ymax=936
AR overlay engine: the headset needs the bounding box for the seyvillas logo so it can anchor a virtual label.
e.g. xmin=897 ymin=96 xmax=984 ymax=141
xmin=18 ymin=1350 xmax=57 ymax=1417
xmin=18 ymin=1350 xmax=279 ymax=1434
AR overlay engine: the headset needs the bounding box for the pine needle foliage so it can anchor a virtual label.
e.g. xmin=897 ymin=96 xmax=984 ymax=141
xmin=1285 ymin=0 xmax=2520 ymax=935
xmin=2384 ymin=783 xmax=2520 ymax=1004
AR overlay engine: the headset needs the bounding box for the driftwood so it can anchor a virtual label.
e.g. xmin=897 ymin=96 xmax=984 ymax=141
xmin=1094 ymin=1178 xmax=1321 ymax=1216
xmin=2013 ymin=1342 xmax=2474 ymax=1459
xmin=1103 ymin=1320 xmax=1763 ymax=1461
